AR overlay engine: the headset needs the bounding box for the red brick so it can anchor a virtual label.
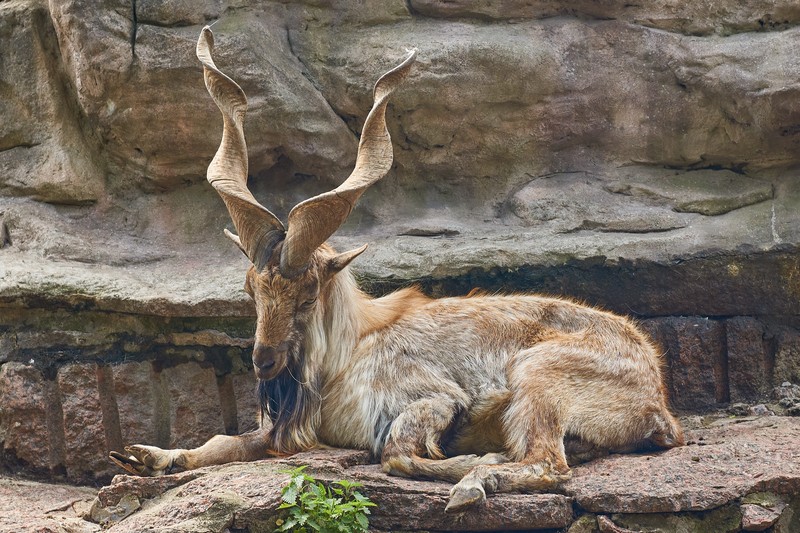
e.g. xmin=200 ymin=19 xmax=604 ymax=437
xmin=0 ymin=363 xmax=57 ymax=473
xmin=112 ymin=361 xmax=160 ymax=448
xmin=774 ymin=328 xmax=800 ymax=385
xmin=58 ymin=362 xmax=114 ymax=481
xmin=162 ymin=362 xmax=225 ymax=449
xmin=232 ymin=370 xmax=261 ymax=433
xmin=726 ymin=317 xmax=768 ymax=402
xmin=657 ymin=317 xmax=726 ymax=410
xmin=638 ymin=319 xmax=673 ymax=394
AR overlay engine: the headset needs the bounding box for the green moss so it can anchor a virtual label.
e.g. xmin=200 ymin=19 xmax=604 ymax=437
xmin=742 ymin=491 xmax=785 ymax=508
xmin=567 ymin=513 xmax=598 ymax=533
xmin=613 ymin=504 xmax=742 ymax=533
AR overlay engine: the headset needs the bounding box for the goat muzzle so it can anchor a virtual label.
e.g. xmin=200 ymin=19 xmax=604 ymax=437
xmin=252 ymin=341 xmax=289 ymax=380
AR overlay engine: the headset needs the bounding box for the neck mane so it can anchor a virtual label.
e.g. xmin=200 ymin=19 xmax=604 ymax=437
xmin=259 ymin=265 xmax=430 ymax=454
xmin=321 ymin=267 xmax=431 ymax=378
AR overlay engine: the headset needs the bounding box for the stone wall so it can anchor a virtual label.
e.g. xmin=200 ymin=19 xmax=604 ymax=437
xmin=1 ymin=305 xmax=798 ymax=484
xmin=0 ymin=360 xmax=259 ymax=483
xmin=1 ymin=0 xmax=800 ymax=484
xmin=0 ymin=310 xmax=260 ymax=483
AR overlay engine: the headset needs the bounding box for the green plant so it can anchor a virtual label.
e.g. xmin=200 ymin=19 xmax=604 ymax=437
xmin=274 ymin=466 xmax=377 ymax=533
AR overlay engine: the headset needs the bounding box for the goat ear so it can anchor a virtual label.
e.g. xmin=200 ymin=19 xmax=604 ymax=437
xmin=328 ymin=244 xmax=368 ymax=274
xmin=224 ymin=228 xmax=249 ymax=258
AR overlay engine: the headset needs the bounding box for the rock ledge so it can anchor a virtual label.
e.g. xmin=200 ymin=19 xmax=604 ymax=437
xmin=80 ymin=417 xmax=799 ymax=532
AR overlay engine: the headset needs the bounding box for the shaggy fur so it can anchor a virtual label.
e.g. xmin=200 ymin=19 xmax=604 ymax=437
xmin=117 ymin=244 xmax=683 ymax=511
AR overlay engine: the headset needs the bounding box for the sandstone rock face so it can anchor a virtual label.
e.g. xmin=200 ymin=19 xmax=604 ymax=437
xmin=1 ymin=0 xmax=800 ymax=511
xmin=1 ymin=0 xmax=799 ymax=311
xmin=0 ymin=1 xmax=104 ymax=205
xmin=408 ymin=0 xmax=800 ymax=36
xmin=47 ymin=0 xmax=357 ymax=193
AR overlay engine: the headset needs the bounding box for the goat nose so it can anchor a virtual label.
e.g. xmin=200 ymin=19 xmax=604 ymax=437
xmin=253 ymin=342 xmax=289 ymax=374
xmin=254 ymin=345 xmax=277 ymax=370
xmin=260 ymin=352 xmax=276 ymax=369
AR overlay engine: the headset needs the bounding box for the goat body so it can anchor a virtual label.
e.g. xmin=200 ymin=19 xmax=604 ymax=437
xmin=315 ymin=269 xmax=675 ymax=454
xmin=110 ymin=28 xmax=683 ymax=513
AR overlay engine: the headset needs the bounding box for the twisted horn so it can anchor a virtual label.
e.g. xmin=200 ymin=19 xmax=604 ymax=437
xmin=197 ymin=27 xmax=286 ymax=271
xmin=279 ymin=50 xmax=417 ymax=278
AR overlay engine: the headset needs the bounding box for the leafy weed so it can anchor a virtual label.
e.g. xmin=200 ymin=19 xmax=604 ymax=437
xmin=274 ymin=466 xmax=376 ymax=533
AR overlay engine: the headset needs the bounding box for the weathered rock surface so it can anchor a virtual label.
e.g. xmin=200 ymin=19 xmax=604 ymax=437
xmin=408 ymin=0 xmax=800 ymax=36
xmin=0 ymin=0 xmax=104 ymax=204
xmin=566 ymin=417 xmax=800 ymax=514
xmin=1 ymin=417 xmax=799 ymax=531
xmin=47 ymin=0 xmax=357 ymax=193
xmin=1 ymin=0 xmax=799 ymax=320
xmin=2 ymin=416 xmax=789 ymax=532
xmin=0 ymin=474 xmax=98 ymax=533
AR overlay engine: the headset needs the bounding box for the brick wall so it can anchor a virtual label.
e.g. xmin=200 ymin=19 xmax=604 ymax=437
xmin=0 ymin=359 xmax=259 ymax=483
xmin=1 ymin=311 xmax=797 ymax=483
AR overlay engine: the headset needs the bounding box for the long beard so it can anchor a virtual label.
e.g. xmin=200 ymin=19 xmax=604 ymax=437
xmin=258 ymin=343 xmax=320 ymax=454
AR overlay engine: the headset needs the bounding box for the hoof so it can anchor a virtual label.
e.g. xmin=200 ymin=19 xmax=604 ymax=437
xmin=109 ymin=445 xmax=176 ymax=476
xmin=535 ymin=463 xmax=572 ymax=484
xmin=551 ymin=470 xmax=572 ymax=484
xmin=445 ymin=481 xmax=486 ymax=513
xmin=521 ymin=463 xmax=573 ymax=490
xmin=109 ymin=450 xmax=149 ymax=476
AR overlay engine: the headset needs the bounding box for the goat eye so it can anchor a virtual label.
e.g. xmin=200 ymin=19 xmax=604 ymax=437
xmin=299 ymin=297 xmax=317 ymax=310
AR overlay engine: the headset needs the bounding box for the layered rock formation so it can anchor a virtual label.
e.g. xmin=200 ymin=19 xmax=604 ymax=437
xmin=1 ymin=0 xmax=800 ymax=530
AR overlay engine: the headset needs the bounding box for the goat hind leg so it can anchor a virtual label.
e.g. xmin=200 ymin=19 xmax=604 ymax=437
xmin=110 ymin=427 xmax=273 ymax=476
xmin=447 ymin=348 xmax=573 ymax=512
xmin=381 ymin=396 xmax=508 ymax=484
xmin=446 ymin=429 xmax=571 ymax=513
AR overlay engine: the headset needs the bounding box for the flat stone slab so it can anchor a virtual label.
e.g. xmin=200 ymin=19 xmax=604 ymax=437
xmin=1 ymin=417 xmax=798 ymax=531
xmin=605 ymin=168 xmax=775 ymax=216
xmin=81 ymin=416 xmax=800 ymax=532
xmin=92 ymin=452 xmax=574 ymax=532
xmin=0 ymin=475 xmax=99 ymax=533
xmin=566 ymin=416 xmax=800 ymax=514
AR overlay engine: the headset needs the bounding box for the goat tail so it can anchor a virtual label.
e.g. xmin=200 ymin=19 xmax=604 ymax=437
xmin=650 ymin=408 xmax=685 ymax=448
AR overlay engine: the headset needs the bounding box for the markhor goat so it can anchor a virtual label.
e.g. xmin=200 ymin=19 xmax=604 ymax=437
xmin=111 ymin=27 xmax=684 ymax=512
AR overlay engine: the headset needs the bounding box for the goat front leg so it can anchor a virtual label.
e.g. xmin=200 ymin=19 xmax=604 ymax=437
xmin=381 ymin=396 xmax=508 ymax=485
xmin=110 ymin=427 xmax=273 ymax=476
